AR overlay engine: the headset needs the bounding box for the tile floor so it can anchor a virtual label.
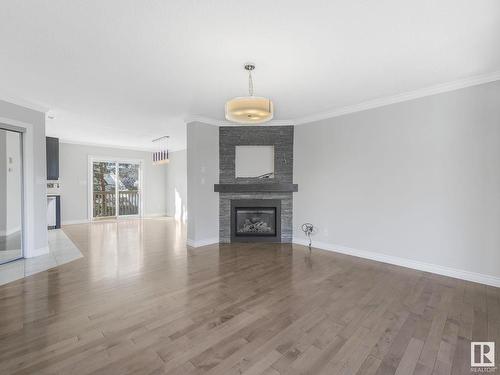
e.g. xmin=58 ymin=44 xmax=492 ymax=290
xmin=0 ymin=229 xmax=83 ymax=286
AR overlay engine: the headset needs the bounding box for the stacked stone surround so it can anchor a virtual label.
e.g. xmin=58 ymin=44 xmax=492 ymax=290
xmin=218 ymin=126 xmax=295 ymax=243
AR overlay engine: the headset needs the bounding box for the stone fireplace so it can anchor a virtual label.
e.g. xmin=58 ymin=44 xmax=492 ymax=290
xmin=214 ymin=126 xmax=297 ymax=243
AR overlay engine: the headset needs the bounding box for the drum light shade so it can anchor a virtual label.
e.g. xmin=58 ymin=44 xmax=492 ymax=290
xmin=225 ymin=63 xmax=273 ymax=124
xmin=225 ymin=96 xmax=273 ymax=124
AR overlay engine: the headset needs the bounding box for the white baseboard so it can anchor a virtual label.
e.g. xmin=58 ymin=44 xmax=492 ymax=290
xmin=63 ymin=215 xmax=167 ymax=226
xmin=293 ymin=238 xmax=500 ymax=288
xmin=187 ymin=237 xmax=219 ymax=248
xmin=144 ymin=213 xmax=168 ymax=217
xmin=62 ymin=219 xmax=89 ymax=226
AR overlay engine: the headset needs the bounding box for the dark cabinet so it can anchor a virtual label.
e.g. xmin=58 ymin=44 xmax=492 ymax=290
xmin=46 ymin=137 xmax=59 ymax=180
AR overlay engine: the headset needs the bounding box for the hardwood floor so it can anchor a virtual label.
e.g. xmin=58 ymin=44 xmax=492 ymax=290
xmin=0 ymin=218 xmax=498 ymax=374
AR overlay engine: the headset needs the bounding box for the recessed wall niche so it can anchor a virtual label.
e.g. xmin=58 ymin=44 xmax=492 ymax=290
xmin=235 ymin=145 xmax=275 ymax=179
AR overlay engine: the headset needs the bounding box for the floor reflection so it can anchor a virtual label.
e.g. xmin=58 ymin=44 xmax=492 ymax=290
xmin=0 ymin=231 xmax=22 ymax=263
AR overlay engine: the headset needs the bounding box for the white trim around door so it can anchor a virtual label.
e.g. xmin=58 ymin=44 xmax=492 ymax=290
xmin=0 ymin=117 xmax=38 ymax=258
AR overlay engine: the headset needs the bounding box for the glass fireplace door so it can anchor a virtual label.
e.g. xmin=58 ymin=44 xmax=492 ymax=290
xmin=235 ymin=207 xmax=277 ymax=236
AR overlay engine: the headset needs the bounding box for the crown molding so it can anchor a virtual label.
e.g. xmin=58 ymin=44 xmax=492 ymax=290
xmin=186 ymin=71 xmax=500 ymax=127
xmin=184 ymin=116 xmax=224 ymax=126
xmin=185 ymin=115 xmax=294 ymax=127
xmin=294 ymin=70 xmax=500 ymax=125
xmin=2 ymin=71 xmax=499 ymax=136
xmin=58 ymin=138 xmax=155 ymax=152
xmin=0 ymin=92 xmax=50 ymax=113
xmin=58 ymin=138 xmax=186 ymax=153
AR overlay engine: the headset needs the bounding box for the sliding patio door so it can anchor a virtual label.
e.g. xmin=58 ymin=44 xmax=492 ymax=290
xmin=91 ymin=159 xmax=142 ymax=219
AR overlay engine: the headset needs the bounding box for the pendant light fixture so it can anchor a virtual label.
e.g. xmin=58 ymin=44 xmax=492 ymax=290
xmin=225 ymin=63 xmax=273 ymax=124
xmin=152 ymin=135 xmax=170 ymax=165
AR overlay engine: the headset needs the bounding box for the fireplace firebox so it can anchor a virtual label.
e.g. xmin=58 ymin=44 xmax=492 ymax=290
xmin=230 ymin=199 xmax=281 ymax=242
xmin=235 ymin=207 xmax=277 ymax=237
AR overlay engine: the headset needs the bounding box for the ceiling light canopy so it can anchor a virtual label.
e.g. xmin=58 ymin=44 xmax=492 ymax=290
xmin=225 ymin=63 xmax=273 ymax=124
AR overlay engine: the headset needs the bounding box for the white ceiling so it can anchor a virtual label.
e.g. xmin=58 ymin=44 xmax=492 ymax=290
xmin=1 ymin=0 xmax=499 ymax=151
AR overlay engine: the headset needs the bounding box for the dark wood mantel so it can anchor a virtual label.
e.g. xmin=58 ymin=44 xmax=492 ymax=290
xmin=214 ymin=183 xmax=298 ymax=193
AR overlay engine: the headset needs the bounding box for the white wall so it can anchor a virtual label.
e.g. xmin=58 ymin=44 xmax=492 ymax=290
xmin=0 ymin=100 xmax=47 ymax=256
xmin=166 ymin=149 xmax=187 ymax=222
xmin=294 ymin=81 xmax=500 ymax=283
xmin=59 ymin=142 xmax=167 ymax=223
xmin=186 ymin=122 xmax=219 ymax=246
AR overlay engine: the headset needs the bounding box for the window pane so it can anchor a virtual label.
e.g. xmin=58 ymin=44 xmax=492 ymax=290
xmin=92 ymin=162 xmax=116 ymax=217
xmin=118 ymin=163 xmax=139 ymax=191
xmin=93 ymin=162 xmax=116 ymax=192
xmin=118 ymin=163 xmax=139 ymax=215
